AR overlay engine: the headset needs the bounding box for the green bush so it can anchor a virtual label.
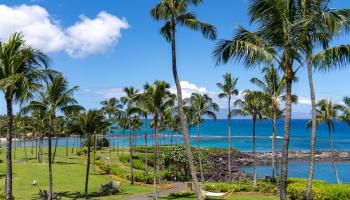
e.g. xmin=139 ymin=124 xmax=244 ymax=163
xmin=287 ymin=178 xmax=350 ymax=200
xmin=169 ymin=190 xmax=196 ymax=198
xmin=202 ymin=181 xmax=276 ymax=193
xmin=95 ymin=160 xmax=111 ymax=174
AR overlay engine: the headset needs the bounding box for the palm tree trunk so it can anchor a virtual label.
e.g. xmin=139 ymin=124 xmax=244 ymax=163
xmin=145 ymin=117 xmax=148 ymax=176
xmin=35 ymin=137 xmax=38 ymax=159
xmin=228 ymin=96 xmax=232 ymax=182
xmin=109 ymin=126 xmax=112 ymax=168
xmin=130 ymin=130 xmax=134 ymax=184
xmin=153 ymin=118 xmax=159 ymax=200
xmin=23 ymin=137 xmax=28 ymax=163
xmin=197 ymin=120 xmax=204 ymax=182
xmin=306 ymin=55 xmax=318 ymax=199
xmin=93 ymin=134 xmax=97 ymax=172
xmin=170 ymin=21 xmax=202 ymax=200
xmin=85 ymin=138 xmax=91 ymax=199
xmin=31 ymin=137 xmax=34 ymax=155
xmin=122 ymin=129 xmax=125 ymax=155
xmin=279 ymin=73 xmax=293 ymax=200
xmin=48 ymin=117 xmax=54 ymax=200
xmin=52 ymin=136 xmax=59 ymax=163
xmin=13 ymin=134 xmax=17 ymax=160
xmin=66 ymin=132 xmax=69 ymax=157
xmin=253 ymin=116 xmax=257 ymax=187
xmin=272 ymin=103 xmax=277 ymax=181
xmin=328 ymin=124 xmax=341 ymax=184
xmin=5 ymin=98 xmax=13 ymax=200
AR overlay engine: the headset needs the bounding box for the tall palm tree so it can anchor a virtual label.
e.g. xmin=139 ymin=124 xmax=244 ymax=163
xmin=216 ymin=73 xmax=239 ymax=182
xmin=63 ymin=106 xmax=85 ymax=157
xmin=250 ymin=65 xmax=285 ymax=180
xmin=307 ymin=99 xmax=342 ymax=184
xmin=118 ymin=113 xmax=129 ymax=154
xmin=186 ymin=93 xmax=218 ymax=182
xmin=77 ymin=110 xmax=108 ymax=199
xmin=234 ymin=91 xmax=267 ymax=187
xmin=0 ymin=33 xmax=49 ymax=199
xmin=151 ymin=1 xmax=216 ymax=198
xmin=213 ymin=1 xmax=304 ymax=197
xmin=22 ymin=75 xmax=79 ymax=199
xmin=143 ymin=80 xmax=174 ymax=200
xmin=100 ymin=97 xmax=123 ymax=167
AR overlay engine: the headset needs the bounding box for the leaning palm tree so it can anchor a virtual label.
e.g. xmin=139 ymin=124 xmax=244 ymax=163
xmin=213 ymin=1 xmax=303 ymax=197
xmin=143 ymin=80 xmax=175 ymax=200
xmin=186 ymin=93 xmax=218 ymax=182
xmin=21 ymin=75 xmax=79 ymax=199
xmin=307 ymin=99 xmax=342 ymax=184
xmin=250 ymin=65 xmax=285 ymax=180
xmin=216 ymin=73 xmax=239 ymax=182
xmin=77 ymin=110 xmax=108 ymax=199
xmin=233 ymin=91 xmax=267 ymax=187
xmin=0 ymin=32 xmax=49 ymax=199
xmin=151 ymin=1 xmax=216 ymax=198
xmin=100 ymin=97 xmax=123 ymax=167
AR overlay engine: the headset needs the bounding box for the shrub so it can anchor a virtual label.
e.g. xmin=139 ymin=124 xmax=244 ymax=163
xmin=202 ymin=181 xmax=276 ymax=193
xmin=287 ymin=178 xmax=350 ymax=200
xmin=169 ymin=190 xmax=196 ymax=198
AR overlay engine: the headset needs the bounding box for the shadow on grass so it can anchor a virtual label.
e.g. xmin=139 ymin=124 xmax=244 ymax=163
xmin=54 ymin=161 xmax=79 ymax=165
xmin=58 ymin=190 xmax=130 ymax=199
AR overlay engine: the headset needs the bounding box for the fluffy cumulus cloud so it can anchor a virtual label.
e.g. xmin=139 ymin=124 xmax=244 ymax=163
xmin=170 ymin=81 xmax=208 ymax=98
xmin=0 ymin=4 xmax=129 ymax=57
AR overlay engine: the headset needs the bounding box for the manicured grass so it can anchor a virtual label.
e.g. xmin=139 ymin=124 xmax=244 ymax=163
xmin=0 ymin=147 xmax=152 ymax=200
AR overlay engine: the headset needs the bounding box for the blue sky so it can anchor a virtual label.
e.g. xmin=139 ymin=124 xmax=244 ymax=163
xmin=0 ymin=0 xmax=349 ymax=118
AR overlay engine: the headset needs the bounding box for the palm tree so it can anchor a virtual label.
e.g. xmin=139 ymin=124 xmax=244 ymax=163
xmin=129 ymin=116 xmax=143 ymax=184
xmin=216 ymin=73 xmax=239 ymax=182
xmin=100 ymin=97 xmax=123 ymax=167
xmin=339 ymin=97 xmax=350 ymax=126
xmin=118 ymin=113 xmax=129 ymax=154
xmin=0 ymin=33 xmax=49 ymax=199
xmin=250 ymin=65 xmax=285 ymax=180
xmin=143 ymin=80 xmax=174 ymax=200
xmin=21 ymin=75 xmax=79 ymax=199
xmin=233 ymin=91 xmax=267 ymax=187
xmin=307 ymin=99 xmax=342 ymax=184
xmin=151 ymin=1 xmax=216 ymax=198
xmin=77 ymin=110 xmax=108 ymax=199
xmin=63 ymin=106 xmax=85 ymax=157
xmin=186 ymin=93 xmax=218 ymax=182
xmin=213 ymin=1 xmax=303 ymax=197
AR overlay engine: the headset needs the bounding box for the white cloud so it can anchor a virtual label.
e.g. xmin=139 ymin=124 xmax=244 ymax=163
xmin=298 ymin=97 xmax=312 ymax=105
xmin=170 ymin=81 xmax=208 ymax=99
xmin=0 ymin=4 xmax=129 ymax=57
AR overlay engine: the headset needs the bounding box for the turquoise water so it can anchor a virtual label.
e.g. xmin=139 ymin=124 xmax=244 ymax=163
xmin=112 ymin=119 xmax=350 ymax=152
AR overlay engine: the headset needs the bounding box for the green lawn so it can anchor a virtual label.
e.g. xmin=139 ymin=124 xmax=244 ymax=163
xmin=0 ymin=147 xmax=152 ymax=200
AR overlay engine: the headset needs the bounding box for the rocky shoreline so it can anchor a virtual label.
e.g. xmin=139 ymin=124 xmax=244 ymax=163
xmin=204 ymin=150 xmax=350 ymax=181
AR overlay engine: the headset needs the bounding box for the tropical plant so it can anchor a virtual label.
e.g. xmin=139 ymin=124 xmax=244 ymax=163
xmin=339 ymin=97 xmax=350 ymax=126
xmin=151 ymin=0 xmax=216 ymax=198
xmin=307 ymin=99 xmax=343 ymax=184
xmin=213 ymin=0 xmax=303 ymax=197
xmin=217 ymin=73 xmax=239 ymax=181
xmin=297 ymin=2 xmax=350 ymax=198
xmin=233 ymin=91 xmax=268 ymax=187
xmin=77 ymin=110 xmax=109 ymax=199
xmin=250 ymin=65 xmax=286 ymax=180
xmin=185 ymin=93 xmax=218 ymax=182
xmin=142 ymin=80 xmax=174 ymax=199
xmin=100 ymin=97 xmax=123 ymax=167
xmin=21 ymin=75 xmax=79 ymax=199
xmin=0 ymin=33 xmax=49 ymax=199
xmin=129 ymin=116 xmax=143 ymax=184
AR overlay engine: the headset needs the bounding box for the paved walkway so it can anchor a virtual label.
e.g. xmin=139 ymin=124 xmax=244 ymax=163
xmin=128 ymin=182 xmax=188 ymax=200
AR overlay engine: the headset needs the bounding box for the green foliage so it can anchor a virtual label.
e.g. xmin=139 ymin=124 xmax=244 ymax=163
xmin=287 ymin=178 xmax=350 ymax=200
xmin=169 ymin=190 xmax=196 ymax=198
xmin=163 ymin=146 xmax=207 ymax=181
xmin=127 ymin=172 xmax=154 ymax=184
xmin=203 ymin=181 xmax=276 ymax=193
xmin=95 ymin=160 xmax=112 ymax=174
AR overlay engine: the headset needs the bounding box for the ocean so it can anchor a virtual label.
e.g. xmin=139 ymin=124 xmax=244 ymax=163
xmin=110 ymin=119 xmax=350 ymax=184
